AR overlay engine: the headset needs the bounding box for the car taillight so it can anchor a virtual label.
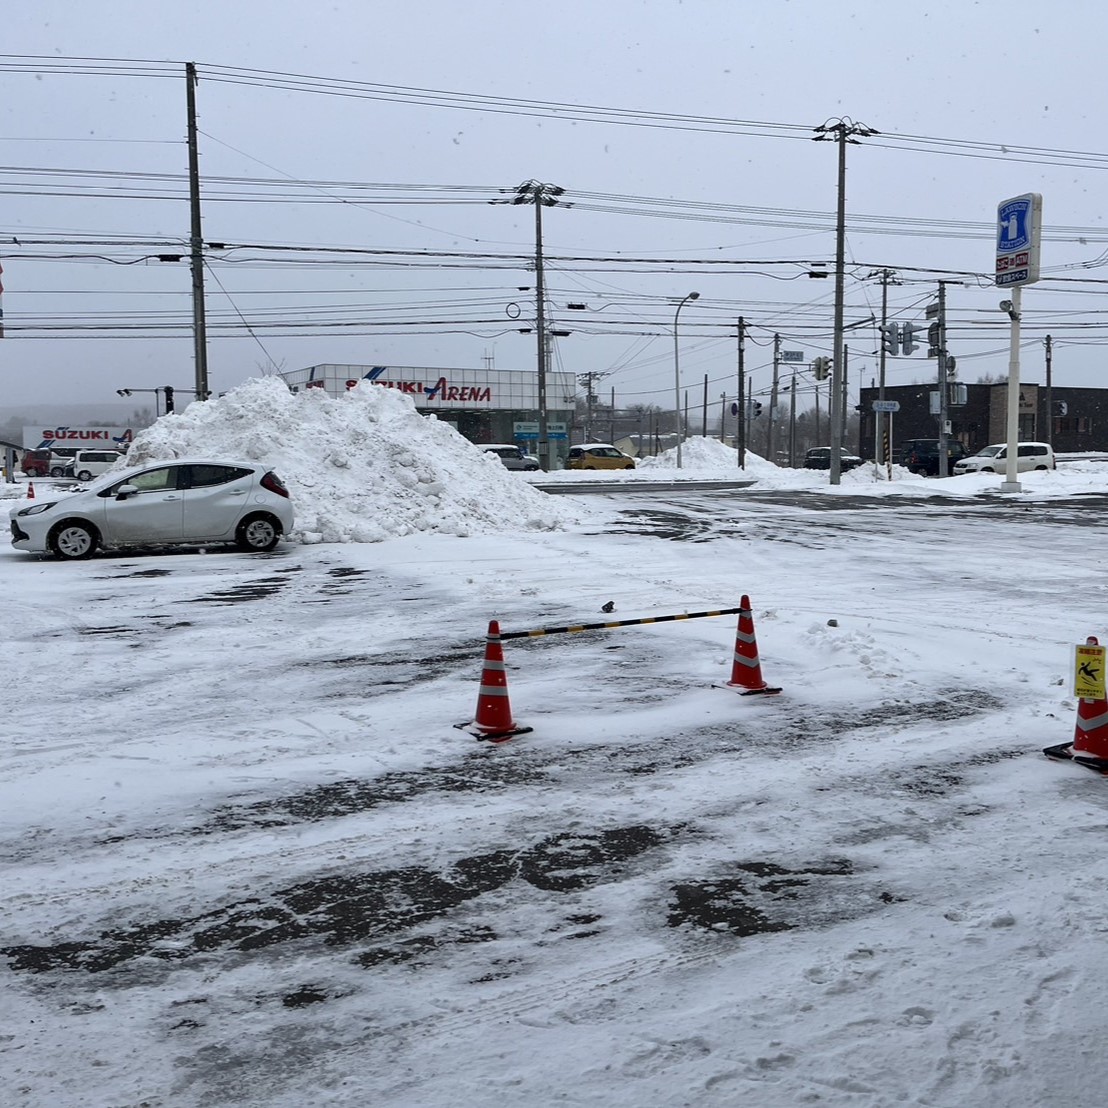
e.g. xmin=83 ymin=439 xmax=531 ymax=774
xmin=260 ymin=471 xmax=290 ymax=498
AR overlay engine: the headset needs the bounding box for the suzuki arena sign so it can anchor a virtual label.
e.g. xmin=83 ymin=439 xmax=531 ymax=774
xmin=284 ymin=363 xmax=576 ymax=412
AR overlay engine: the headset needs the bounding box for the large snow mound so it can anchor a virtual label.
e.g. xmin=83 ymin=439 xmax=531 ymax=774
xmin=123 ymin=377 xmax=583 ymax=544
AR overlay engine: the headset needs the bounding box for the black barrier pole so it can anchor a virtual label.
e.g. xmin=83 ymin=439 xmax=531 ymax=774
xmin=499 ymin=605 xmax=746 ymax=641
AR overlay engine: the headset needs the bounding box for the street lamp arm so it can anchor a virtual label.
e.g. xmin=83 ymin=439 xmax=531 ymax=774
xmin=673 ymin=291 xmax=700 ymax=469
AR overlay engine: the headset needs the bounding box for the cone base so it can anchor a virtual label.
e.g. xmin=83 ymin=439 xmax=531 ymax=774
xmin=455 ymin=720 xmax=534 ymax=744
xmin=722 ymin=682 xmax=783 ymax=696
xmin=1043 ymin=742 xmax=1108 ymax=775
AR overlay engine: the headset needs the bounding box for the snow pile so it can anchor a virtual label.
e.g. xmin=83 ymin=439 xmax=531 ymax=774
xmin=637 ymin=435 xmax=748 ymax=471
xmin=123 ymin=377 xmax=583 ymax=543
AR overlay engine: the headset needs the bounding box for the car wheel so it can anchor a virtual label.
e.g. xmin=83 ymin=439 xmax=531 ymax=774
xmin=49 ymin=466 xmax=66 ymax=477
xmin=982 ymin=467 xmax=994 ymax=473
xmin=584 ymin=465 xmax=596 ymax=470
xmin=77 ymin=469 xmax=93 ymax=482
xmin=1035 ymin=465 xmax=1048 ymax=470
xmin=235 ymin=513 xmax=281 ymax=552
xmin=624 ymin=463 xmax=634 ymax=469
xmin=915 ymin=467 xmax=929 ymax=477
xmin=49 ymin=521 xmax=98 ymax=560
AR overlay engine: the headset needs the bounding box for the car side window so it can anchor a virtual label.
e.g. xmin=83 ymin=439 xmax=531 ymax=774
xmin=115 ymin=466 xmax=179 ymax=494
xmin=182 ymin=464 xmax=252 ymax=489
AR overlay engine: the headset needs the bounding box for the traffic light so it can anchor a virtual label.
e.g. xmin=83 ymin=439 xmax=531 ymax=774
xmin=752 ymin=401 xmax=764 ymax=418
xmin=900 ymin=322 xmax=918 ymax=355
xmin=1054 ymin=400 xmax=1068 ymax=416
xmin=811 ymin=356 xmax=831 ymax=381
xmin=880 ymin=322 xmax=900 ymax=355
xmin=163 ymin=386 xmax=175 ymax=413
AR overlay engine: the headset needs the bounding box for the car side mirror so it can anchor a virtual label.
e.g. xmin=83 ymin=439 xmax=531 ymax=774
xmin=115 ymin=484 xmax=139 ymax=500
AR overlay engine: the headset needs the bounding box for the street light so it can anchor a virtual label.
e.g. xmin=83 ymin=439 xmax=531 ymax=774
xmin=673 ymin=292 xmax=700 ymax=469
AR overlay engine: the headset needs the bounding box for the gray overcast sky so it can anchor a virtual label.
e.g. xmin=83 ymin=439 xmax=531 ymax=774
xmin=4 ymin=0 xmax=1107 ymax=412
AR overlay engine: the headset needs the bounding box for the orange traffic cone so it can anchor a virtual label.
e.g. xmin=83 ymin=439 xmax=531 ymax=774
xmin=1044 ymin=636 xmax=1108 ymax=772
xmin=724 ymin=595 xmax=782 ymax=695
xmin=455 ymin=620 xmax=533 ymax=742
xmin=27 ymin=481 xmax=34 ymax=499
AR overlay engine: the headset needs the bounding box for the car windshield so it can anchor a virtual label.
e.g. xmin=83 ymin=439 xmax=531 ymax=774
xmin=976 ymin=446 xmax=1003 ymax=457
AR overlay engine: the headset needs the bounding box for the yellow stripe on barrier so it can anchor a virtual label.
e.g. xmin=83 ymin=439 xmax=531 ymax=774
xmin=500 ymin=606 xmax=744 ymax=641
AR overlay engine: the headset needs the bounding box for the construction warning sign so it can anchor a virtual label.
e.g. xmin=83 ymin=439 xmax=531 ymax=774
xmin=1074 ymin=642 xmax=1106 ymax=700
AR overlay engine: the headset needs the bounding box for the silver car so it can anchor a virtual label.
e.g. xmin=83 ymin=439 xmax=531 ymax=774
xmin=482 ymin=444 xmax=540 ymax=471
xmin=9 ymin=458 xmax=295 ymax=559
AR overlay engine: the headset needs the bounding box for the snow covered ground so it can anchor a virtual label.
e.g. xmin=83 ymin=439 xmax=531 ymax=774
xmin=5 ymin=382 xmax=1108 ymax=1107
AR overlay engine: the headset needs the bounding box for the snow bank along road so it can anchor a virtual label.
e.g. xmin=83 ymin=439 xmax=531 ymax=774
xmin=4 ymin=488 xmax=1108 ymax=1107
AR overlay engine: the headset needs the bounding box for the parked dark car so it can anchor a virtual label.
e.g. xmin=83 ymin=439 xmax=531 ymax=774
xmin=20 ymin=450 xmax=52 ymax=478
xmin=804 ymin=447 xmax=864 ymax=471
xmin=898 ymin=438 xmax=968 ymax=477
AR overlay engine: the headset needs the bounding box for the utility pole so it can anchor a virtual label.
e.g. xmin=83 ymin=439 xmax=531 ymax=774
xmin=813 ymin=117 xmax=878 ymax=485
xmin=789 ymin=373 xmax=797 ymax=466
xmin=841 ymin=344 xmax=849 ymax=445
xmin=1044 ymin=334 xmax=1053 ymax=446
xmin=769 ymin=333 xmax=781 ymax=464
xmin=578 ymin=371 xmax=606 ymax=442
xmin=185 ymin=62 xmax=209 ymax=402
xmin=937 ymin=281 xmax=951 ymax=477
xmin=498 ymin=180 xmax=568 ymax=471
xmin=737 ymin=317 xmax=747 ymax=468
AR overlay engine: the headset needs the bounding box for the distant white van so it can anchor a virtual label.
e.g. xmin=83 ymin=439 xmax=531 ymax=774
xmin=953 ymin=442 xmax=1055 ymax=474
xmin=68 ymin=450 xmax=124 ymax=482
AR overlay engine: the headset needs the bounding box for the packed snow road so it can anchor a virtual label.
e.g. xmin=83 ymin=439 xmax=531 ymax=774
xmin=4 ymin=488 xmax=1108 ymax=1108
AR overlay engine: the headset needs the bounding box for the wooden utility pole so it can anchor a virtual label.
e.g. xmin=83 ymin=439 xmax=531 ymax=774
xmin=185 ymin=63 xmax=209 ymax=402
xmin=813 ymin=118 xmax=878 ymax=484
xmin=503 ymin=180 xmax=567 ymax=470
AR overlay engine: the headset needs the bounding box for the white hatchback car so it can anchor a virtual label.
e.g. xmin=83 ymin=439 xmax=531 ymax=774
xmin=953 ymin=442 xmax=1056 ymax=475
xmin=9 ymin=458 xmax=295 ymax=559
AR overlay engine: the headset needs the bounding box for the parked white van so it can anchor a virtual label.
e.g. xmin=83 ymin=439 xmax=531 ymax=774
xmin=953 ymin=442 xmax=1055 ymax=474
xmin=67 ymin=449 xmax=125 ymax=482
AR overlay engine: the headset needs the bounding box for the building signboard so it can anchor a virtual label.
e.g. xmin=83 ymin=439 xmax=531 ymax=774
xmin=995 ymin=193 xmax=1043 ymax=287
xmin=23 ymin=426 xmax=136 ymax=450
xmin=284 ymin=363 xmax=576 ymax=413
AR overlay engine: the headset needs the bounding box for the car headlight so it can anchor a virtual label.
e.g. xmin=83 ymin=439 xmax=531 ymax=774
xmin=16 ymin=501 xmax=58 ymax=517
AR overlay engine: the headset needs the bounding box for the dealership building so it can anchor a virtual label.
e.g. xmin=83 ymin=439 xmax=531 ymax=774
xmin=280 ymin=363 xmax=577 ymax=465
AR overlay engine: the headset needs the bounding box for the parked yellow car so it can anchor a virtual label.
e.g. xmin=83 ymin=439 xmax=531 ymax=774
xmin=566 ymin=443 xmax=636 ymax=470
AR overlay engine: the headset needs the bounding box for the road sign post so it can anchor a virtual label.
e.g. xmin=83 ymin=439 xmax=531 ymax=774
xmin=996 ymin=193 xmax=1043 ymax=495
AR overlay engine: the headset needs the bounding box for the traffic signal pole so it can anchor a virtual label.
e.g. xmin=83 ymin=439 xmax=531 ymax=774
xmin=877 ymin=270 xmax=890 ymax=465
xmin=769 ymin=333 xmax=780 ymax=464
xmin=937 ymin=281 xmax=950 ymax=478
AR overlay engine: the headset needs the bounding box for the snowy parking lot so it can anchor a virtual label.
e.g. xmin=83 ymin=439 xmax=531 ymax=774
xmin=6 ymin=384 xmax=1108 ymax=1106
